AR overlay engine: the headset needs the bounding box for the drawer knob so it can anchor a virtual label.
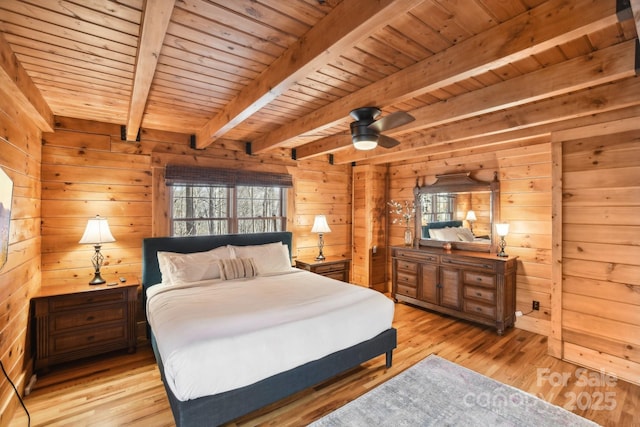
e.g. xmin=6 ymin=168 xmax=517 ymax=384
xmin=476 ymin=292 xmax=482 ymax=297
xmin=86 ymin=316 xmax=95 ymax=321
xmin=87 ymin=336 xmax=95 ymax=341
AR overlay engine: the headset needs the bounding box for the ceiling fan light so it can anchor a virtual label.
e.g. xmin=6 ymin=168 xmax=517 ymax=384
xmin=352 ymin=134 xmax=378 ymax=150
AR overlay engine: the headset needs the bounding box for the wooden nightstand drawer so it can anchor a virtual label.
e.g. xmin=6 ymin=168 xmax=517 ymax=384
xmin=313 ymin=263 xmax=344 ymax=275
xmin=49 ymin=289 xmax=127 ymax=311
xmin=52 ymin=325 xmax=127 ymax=353
xmin=52 ymin=305 xmax=125 ymax=331
xmin=295 ymin=257 xmax=351 ymax=282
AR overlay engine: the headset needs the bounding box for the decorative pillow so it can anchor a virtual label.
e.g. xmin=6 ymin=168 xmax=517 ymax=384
xmin=457 ymin=227 xmax=475 ymax=242
xmin=228 ymin=242 xmax=292 ymax=274
xmin=218 ymin=257 xmax=258 ymax=280
xmin=438 ymin=227 xmax=462 ymax=242
xmin=157 ymin=245 xmax=230 ymax=284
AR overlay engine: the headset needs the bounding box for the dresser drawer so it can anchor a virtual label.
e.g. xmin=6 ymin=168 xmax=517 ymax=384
xmin=464 ymin=300 xmax=496 ymax=319
xmin=49 ymin=289 xmax=128 ymax=311
xmin=441 ymin=255 xmax=496 ymax=272
xmin=396 ymin=283 xmax=418 ymax=298
xmin=396 ymin=270 xmax=417 ymax=287
xmin=463 ymin=271 xmax=496 ymax=288
xmin=464 ymin=285 xmax=496 ymax=304
xmin=393 ymin=249 xmax=438 ymax=263
xmin=52 ymin=305 xmax=125 ymax=332
xmin=395 ymin=259 xmax=418 ymax=273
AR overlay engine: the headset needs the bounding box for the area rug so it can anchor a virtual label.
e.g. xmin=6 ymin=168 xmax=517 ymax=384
xmin=309 ymin=354 xmax=599 ymax=426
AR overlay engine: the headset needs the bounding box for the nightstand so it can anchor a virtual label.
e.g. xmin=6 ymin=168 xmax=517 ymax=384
xmin=32 ymin=281 xmax=138 ymax=372
xmin=295 ymin=257 xmax=351 ymax=282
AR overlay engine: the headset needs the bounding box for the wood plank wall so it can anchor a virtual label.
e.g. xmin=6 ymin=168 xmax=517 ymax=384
xmin=387 ymin=137 xmax=554 ymax=337
xmin=352 ymin=164 xmax=387 ymax=290
xmin=0 ymin=91 xmax=42 ymax=425
xmin=39 ymin=118 xmax=352 ymax=286
xmin=558 ymin=125 xmax=640 ymax=385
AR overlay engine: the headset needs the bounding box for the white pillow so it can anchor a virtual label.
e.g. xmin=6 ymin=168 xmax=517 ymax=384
xmin=429 ymin=228 xmax=444 ymax=240
xmin=457 ymin=227 xmax=475 ymax=242
xmin=438 ymin=227 xmax=462 ymax=242
xmin=228 ymin=242 xmax=292 ymax=274
xmin=157 ymin=246 xmax=230 ymax=284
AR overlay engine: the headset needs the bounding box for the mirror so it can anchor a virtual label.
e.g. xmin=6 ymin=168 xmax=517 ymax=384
xmin=414 ymin=172 xmax=500 ymax=252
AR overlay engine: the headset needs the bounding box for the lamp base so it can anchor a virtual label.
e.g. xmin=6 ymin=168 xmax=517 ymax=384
xmin=315 ymin=254 xmax=326 ymax=261
xmin=496 ymin=251 xmax=508 ymax=258
xmin=88 ymin=273 xmax=106 ymax=285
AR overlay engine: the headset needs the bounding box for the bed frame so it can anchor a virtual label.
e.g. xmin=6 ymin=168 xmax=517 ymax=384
xmin=142 ymin=231 xmax=397 ymax=427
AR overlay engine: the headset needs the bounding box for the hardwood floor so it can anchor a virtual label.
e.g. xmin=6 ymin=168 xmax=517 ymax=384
xmin=11 ymin=303 xmax=639 ymax=427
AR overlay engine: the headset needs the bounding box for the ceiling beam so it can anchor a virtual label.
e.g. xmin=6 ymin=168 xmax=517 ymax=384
xmin=194 ymin=0 xmax=424 ymax=149
xmin=297 ymin=39 xmax=638 ymax=160
xmin=125 ymin=0 xmax=175 ymax=142
xmin=250 ymin=0 xmax=629 ymax=155
xmin=0 ymin=32 xmax=53 ymax=132
xmin=332 ymin=76 xmax=640 ymax=165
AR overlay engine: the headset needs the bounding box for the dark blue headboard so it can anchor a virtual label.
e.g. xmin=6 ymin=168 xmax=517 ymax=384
xmin=422 ymin=220 xmax=463 ymax=238
xmin=142 ymin=231 xmax=293 ymax=295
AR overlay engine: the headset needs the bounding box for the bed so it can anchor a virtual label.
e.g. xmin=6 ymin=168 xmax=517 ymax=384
xmin=142 ymin=231 xmax=397 ymax=427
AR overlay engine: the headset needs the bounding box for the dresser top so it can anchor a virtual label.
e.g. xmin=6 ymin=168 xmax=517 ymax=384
xmin=392 ymin=246 xmax=518 ymax=262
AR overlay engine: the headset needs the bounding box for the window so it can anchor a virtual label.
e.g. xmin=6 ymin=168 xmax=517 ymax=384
xmin=166 ymin=165 xmax=291 ymax=237
xmin=420 ymin=193 xmax=456 ymax=224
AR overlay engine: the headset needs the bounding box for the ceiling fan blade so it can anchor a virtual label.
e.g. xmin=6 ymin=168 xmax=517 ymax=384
xmin=377 ymin=134 xmax=400 ymax=149
xmin=368 ymin=111 xmax=415 ymax=132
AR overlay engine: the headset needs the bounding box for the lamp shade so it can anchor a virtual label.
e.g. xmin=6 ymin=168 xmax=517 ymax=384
xmin=465 ymin=210 xmax=477 ymax=222
xmin=79 ymin=215 xmax=116 ymax=244
xmin=495 ymin=223 xmax=510 ymax=237
xmin=311 ymin=215 xmax=331 ymax=233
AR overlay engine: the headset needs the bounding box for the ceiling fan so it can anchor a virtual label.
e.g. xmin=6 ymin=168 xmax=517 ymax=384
xmin=349 ymin=107 xmax=415 ymax=150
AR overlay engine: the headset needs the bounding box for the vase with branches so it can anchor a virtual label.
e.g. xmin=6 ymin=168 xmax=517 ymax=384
xmin=388 ymin=200 xmax=415 ymax=246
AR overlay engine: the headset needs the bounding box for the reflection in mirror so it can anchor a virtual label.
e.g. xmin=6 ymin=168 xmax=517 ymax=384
xmin=414 ymin=172 xmax=499 ymax=252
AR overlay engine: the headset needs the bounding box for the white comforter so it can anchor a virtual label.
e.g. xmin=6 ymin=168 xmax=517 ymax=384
xmin=146 ymin=269 xmax=395 ymax=401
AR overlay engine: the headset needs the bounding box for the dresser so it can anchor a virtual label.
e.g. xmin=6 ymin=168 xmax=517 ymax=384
xmin=32 ymin=282 xmax=138 ymax=372
xmin=295 ymin=257 xmax=351 ymax=282
xmin=392 ymin=246 xmax=517 ymax=335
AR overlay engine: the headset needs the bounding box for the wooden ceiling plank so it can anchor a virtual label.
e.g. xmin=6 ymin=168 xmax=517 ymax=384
xmin=333 ymin=77 xmax=640 ymax=164
xmin=170 ymin=5 xmax=289 ymax=57
xmin=0 ymin=21 xmax=135 ymax=65
xmin=3 ymin=33 xmax=135 ymax=72
xmin=125 ymin=0 xmax=175 ymax=141
xmin=12 ymin=45 xmax=134 ymax=79
xmin=195 ymin=0 xmax=425 ymax=149
xmin=0 ymin=1 xmax=138 ymax=47
xmin=21 ymin=58 xmax=132 ymax=87
xmin=0 ymin=32 xmax=53 ymax=131
xmin=250 ymin=0 xmax=629 ymax=154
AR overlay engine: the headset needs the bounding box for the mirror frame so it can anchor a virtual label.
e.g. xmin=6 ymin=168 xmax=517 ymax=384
xmin=414 ymin=172 xmax=500 ymax=252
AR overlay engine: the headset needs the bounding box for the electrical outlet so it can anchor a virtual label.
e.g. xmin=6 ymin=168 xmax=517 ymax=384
xmin=532 ymin=300 xmax=540 ymax=311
